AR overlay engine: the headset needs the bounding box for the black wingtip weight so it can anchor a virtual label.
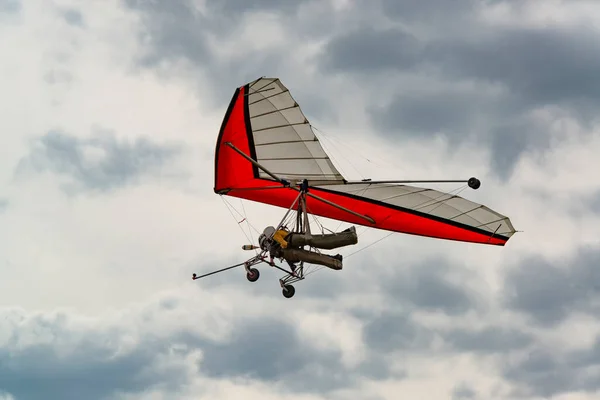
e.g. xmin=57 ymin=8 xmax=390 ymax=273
xmin=468 ymin=177 xmax=481 ymax=190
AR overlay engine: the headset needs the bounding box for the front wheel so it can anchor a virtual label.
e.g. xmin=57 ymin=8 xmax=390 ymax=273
xmin=282 ymin=284 xmax=295 ymax=298
xmin=246 ymin=268 xmax=260 ymax=282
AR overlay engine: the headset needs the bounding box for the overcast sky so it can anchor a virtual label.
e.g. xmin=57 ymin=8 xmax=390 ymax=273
xmin=1 ymin=0 xmax=600 ymax=399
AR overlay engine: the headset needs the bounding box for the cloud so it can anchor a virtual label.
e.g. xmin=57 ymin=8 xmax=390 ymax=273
xmin=587 ymin=190 xmax=600 ymax=214
xmin=379 ymin=0 xmax=489 ymax=22
xmin=0 ymin=307 xmax=194 ymax=400
xmin=205 ymin=0 xmax=309 ymax=14
xmin=444 ymin=327 xmax=533 ymax=354
xmin=0 ymin=290 xmax=390 ymax=400
xmin=123 ymin=0 xmax=368 ymax=125
xmin=502 ymin=245 xmax=600 ymax=326
xmin=15 ymin=130 xmax=181 ymax=194
xmin=3 ymin=1 xmax=600 ymax=399
xmin=380 ymin=258 xmax=481 ymax=316
xmin=452 ymin=383 xmax=476 ymax=400
xmin=322 ymin=5 xmax=600 ymax=113
xmin=428 ymin=26 xmax=600 ymax=122
xmin=197 ymin=317 xmax=342 ymax=387
xmin=363 ymin=310 xmax=434 ymax=353
xmin=319 ymin=27 xmax=423 ymax=74
xmin=502 ymin=335 xmax=600 ymax=398
xmin=124 ymin=0 xmax=211 ymax=68
xmin=60 ymin=8 xmax=84 ymax=27
xmin=0 ymin=0 xmax=20 ymax=14
xmin=316 ymin=3 xmax=600 ymax=180
xmin=122 ymin=0 xmax=310 ymax=72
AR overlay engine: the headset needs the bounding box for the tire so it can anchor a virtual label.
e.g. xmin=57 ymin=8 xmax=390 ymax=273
xmin=282 ymin=284 xmax=295 ymax=298
xmin=246 ymin=268 xmax=260 ymax=282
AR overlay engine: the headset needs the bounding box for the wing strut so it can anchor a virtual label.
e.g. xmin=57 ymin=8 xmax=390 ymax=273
xmin=304 ymin=191 xmax=375 ymax=224
xmin=192 ymin=262 xmax=245 ymax=280
xmin=224 ymin=142 xmax=375 ymax=224
xmin=225 ymin=142 xmax=285 ymax=184
xmin=347 ymin=178 xmax=481 ymax=190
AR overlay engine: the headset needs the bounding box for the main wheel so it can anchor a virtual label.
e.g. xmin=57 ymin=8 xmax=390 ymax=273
xmin=246 ymin=268 xmax=260 ymax=282
xmin=282 ymin=284 xmax=295 ymax=298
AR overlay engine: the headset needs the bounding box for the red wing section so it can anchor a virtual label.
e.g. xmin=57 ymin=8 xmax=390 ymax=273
xmin=214 ymin=78 xmax=515 ymax=246
xmin=221 ymin=182 xmax=512 ymax=245
xmin=214 ymin=85 xmax=257 ymax=193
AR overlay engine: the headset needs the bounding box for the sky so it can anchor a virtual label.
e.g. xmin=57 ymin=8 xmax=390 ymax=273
xmin=1 ymin=0 xmax=600 ymax=399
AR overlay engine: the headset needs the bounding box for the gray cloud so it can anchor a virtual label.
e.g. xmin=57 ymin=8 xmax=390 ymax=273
xmin=588 ymin=190 xmax=600 ymax=214
xmin=320 ymin=27 xmax=423 ymax=74
xmin=0 ymin=0 xmax=20 ymax=13
xmin=15 ymin=130 xmax=180 ymax=193
xmin=503 ymin=336 xmax=600 ymax=397
xmin=428 ymin=27 xmax=600 ymax=121
xmin=122 ymin=0 xmax=341 ymax=115
xmin=205 ymin=0 xmax=308 ymax=14
xmin=363 ymin=311 xmax=434 ymax=352
xmin=196 ymin=317 xmax=370 ymax=394
xmin=452 ymin=382 xmax=476 ymax=399
xmin=502 ymin=246 xmax=600 ymax=326
xmin=43 ymin=69 xmax=73 ymax=85
xmin=123 ymin=0 xmax=310 ymax=69
xmin=185 ymin=279 xmax=396 ymax=390
xmin=503 ymin=349 xmax=571 ymax=398
xmin=0 ymin=299 xmax=392 ymax=400
xmin=369 ymin=84 xmax=549 ymax=179
xmin=382 ymin=259 xmax=480 ymax=316
xmin=322 ymin=7 xmax=600 ymax=113
xmin=124 ymin=0 xmax=211 ymax=68
xmin=197 ymin=317 xmax=340 ymax=382
xmin=404 ymin=275 xmax=473 ymax=315
xmin=370 ymin=88 xmax=482 ymax=139
xmin=563 ymin=189 xmax=600 ymax=218
xmin=486 ymin=115 xmax=555 ymax=179
xmin=60 ymin=8 xmax=84 ymax=27
xmin=0 ymin=311 xmax=191 ymax=400
xmin=444 ymin=327 xmax=533 ymax=354
xmin=0 ymin=198 xmax=7 ymax=212
xmin=318 ymin=6 xmax=600 ymax=179
xmin=380 ymin=0 xmax=487 ymax=22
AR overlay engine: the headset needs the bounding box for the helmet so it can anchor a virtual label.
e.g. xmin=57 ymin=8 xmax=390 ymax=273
xmin=263 ymin=226 xmax=275 ymax=237
xmin=258 ymin=226 xmax=275 ymax=251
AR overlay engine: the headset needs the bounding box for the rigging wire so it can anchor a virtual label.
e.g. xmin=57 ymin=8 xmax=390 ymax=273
xmin=315 ymin=130 xmax=365 ymax=180
xmin=303 ymin=231 xmax=396 ymax=277
xmin=221 ymin=197 xmax=262 ymax=236
xmin=312 ymin=125 xmax=404 ymax=173
xmin=240 ymin=199 xmax=254 ymax=244
xmin=220 ymin=196 xmax=254 ymax=245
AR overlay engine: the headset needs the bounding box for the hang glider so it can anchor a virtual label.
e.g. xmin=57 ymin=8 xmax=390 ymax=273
xmin=193 ymin=77 xmax=516 ymax=298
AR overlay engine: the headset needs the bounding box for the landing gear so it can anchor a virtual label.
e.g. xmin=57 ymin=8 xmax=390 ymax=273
xmin=282 ymin=284 xmax=295 ymax=298
xmin=246 ymin=267 xmax=260 ymax=282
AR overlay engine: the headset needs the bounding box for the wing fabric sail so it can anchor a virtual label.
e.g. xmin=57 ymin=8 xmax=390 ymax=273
xmin=310 ymin=183 xmax=515 ymax=244
xmin=214 ymin=77 xmax=516 ymax=246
